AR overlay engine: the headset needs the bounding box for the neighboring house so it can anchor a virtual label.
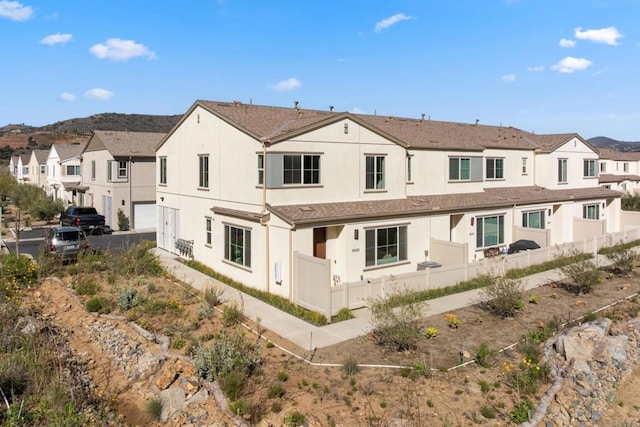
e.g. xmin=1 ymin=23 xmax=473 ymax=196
xmin=46 ymin=144 xmax=84 ymax=204
xmin=597 ymin=148 xmax=640 ymax=194
xmin=16 ymin=153 xmax=31 ymax=183
xmin=8 ymin=155 xmax=19 ymax=178
xmin=27 ymin=149 xmax=49 ymax=189
xmin=79 ymin=130 xmax=164 ymax=230
xmin=155 ymin=100 xmax=623 ymax=299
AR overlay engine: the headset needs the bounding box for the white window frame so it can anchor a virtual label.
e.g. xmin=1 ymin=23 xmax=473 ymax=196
xmin=159 ymin=157 xmax=167 ymax=185
xmin=624 ymin=162 xmax=629 ymax=173
xmin=365 ymin=155 xmax=386 ymax=190
xmin=522 ymin=157 xmax=528 ymax=175
xmin=558 ymin=158 xmax=568 ymax=183
xmin=205 ymin=217 xmax=212 ymax=246
xmin=66 ymin=165 xmax=80 ymax=176
xmin=486 ymin=157 xmax=504 ymax=180
xmin=476 ymin=215 xmax=505 ymax=248
xmin=522 ymin=210 xmax=545 ymax=229
xmin=600 ymin=162 xmax=607 ymax=173
xmin=583 ymin=159 xmax=597 ymax=178
xmin=583 ymin=204 xmax=600 ymax=220
xmin=449 ymin=157 xmax=471 ymax=181
xmin=283 ymin=154 xmax=320 ymax=185
xmin=365 ymin=225 xmax=407 ymax=267
xmin=199 ymin=154 xmax=209 ymax=189
xmin=406 ymin=155 xmax=413 ymax=183
xmin=224 ymin=224 xmax=251 ymax=268
xmin=257 ymin=154 xmax=264 ymax=185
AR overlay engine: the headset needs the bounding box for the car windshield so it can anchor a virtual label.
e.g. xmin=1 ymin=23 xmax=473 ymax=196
xmin=56 ymin=231 xmax=81 ymax=241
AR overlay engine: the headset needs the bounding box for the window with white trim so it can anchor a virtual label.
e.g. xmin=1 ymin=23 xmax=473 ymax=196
xmin=107 ymin=160 xmax=128 ymax=182
xmin=365 ymin=155 xmax=385 ymax=190
xmin=522 ymin=210 xmax=545 ymax=229
xmin=40 ymin=165 xmax=46 ymax=174
xmin=583 ymin=204 xmax=599 ymax=219
xmin=522 ymin=157 xmax=528 ymax=175
xmin=486 ymin=158 xmax=504 ymax=179
xmin=449 ymin=157 xmax=470 ymax=180
xmin=600 ymin=162 xmax=607 ymax=173
xmin=91 ymin=160 xmax=96 ymax=181
xmin=558 ymin=159 xmax=568 ymax=183
xmin=365 ymin=225 xmax=407 ymax=266
xmin=624 ymin=162 xmax=629 ymax=173
xmin=66 ymin=165 xmax=80 ymax=176
xmin=159 ymin=157 xmax=167 ymax=185
xmin=199 ymin=155 xmax=209 ymax=188
xmin=22 ymin=166 xmax=28 ymax=175
xmin=257 ymin=154 xmax=264 ymax=185
xmin=476 ymin=215 xmax=504 ymax=248
xmin=224 ymin=225 xmax=251 ymax=268
xmin=583 ymin=159 xmax=597 ymax=177
xmin=406 ymin=155 xmax=413 ymax=183
xmin=283 ymin=154 xmax=320 ymax=185
xmin=205 ymin=217 xmax=212 ymax=246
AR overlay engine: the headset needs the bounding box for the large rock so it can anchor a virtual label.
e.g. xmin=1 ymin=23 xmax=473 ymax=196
xmin=132 ymin=352 xmax=164 ymax=381
xmin=160 ymin=387 xmax=186 ymax=422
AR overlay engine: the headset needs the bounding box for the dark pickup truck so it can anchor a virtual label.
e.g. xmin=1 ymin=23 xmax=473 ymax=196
xmin=59 ymin=207 xmax=108 ymax=234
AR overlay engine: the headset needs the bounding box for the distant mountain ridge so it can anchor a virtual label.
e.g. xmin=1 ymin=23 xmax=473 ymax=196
xmin=588 ymin=136 xmax=640 ymax=152
xmin=0 ymin=113 xmax=182 ymax=151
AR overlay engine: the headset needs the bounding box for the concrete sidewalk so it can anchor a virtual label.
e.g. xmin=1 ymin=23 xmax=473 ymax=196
xmin=156 ymin=248 xmax=606 ymax=351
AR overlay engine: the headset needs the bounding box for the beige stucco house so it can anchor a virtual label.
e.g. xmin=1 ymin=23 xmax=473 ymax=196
xmin=78 ymin=130 xmax=163 ymax=230
xmin=155 ymin=100 xmax=622 ymax=300
xmin=46 ymin=144 xmax=84 ymax=204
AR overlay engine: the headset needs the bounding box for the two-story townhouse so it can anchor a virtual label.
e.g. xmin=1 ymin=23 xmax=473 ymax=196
xmin=16 ymin=153 xmax=31 ymax=183
xmin=156 ymin=100 xmax=622 ymax=299
xmin=597 ymin=148 xmax=640 ymax=194
xmin=27 ymin=149 xmax=49 ymax=189
xmin=79 ymin=130 xmax=164 ymax=230
xmin=46 ymin=144 xmax=84 ymax=204
xmin=8 ymin=155 xmax=19 ymax=178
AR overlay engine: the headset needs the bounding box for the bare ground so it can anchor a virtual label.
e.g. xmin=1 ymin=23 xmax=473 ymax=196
xmin=24 ymin=266 xmax=640 ymax=426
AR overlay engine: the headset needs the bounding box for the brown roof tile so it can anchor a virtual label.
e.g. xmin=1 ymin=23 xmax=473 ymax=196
xmin=598 ymin=174 xmax=640 ymax=184
xmin=92 ymin=130 xmax=165 ymax=157
xmin=268 ymin=186 xmax=621 ymax=226
xmin=597 ymin=147 xmax=633 ymax=161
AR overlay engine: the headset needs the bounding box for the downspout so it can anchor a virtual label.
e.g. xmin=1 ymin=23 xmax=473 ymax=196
xmin=260 ymin=140 xmax=270 ymax=293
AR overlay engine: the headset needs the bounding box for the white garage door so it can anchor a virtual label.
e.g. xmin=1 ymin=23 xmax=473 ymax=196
xmin=133 ymin=203 xmax=156 ymax=230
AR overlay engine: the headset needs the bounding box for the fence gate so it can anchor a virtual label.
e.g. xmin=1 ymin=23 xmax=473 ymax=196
xmin=293 ymin=251 xmax=332 ymax=319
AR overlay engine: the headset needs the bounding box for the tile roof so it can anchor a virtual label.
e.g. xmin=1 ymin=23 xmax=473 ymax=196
xmin=92 ymin=130 xmax=165 ymax=157
xmin=54 ymin=144 xmax=84 ymax=161
xmin=267 ymin=186 xmax=621 ymax=226
xmin=597 ymin=147 xmax=633 ymax=161
xmin=531 ymin=133 xmax=581 ymax=153
xmin=32 ymin=149 xmax=49 ymax=163
xmin=598 ymin=174 xmax=640 ymax=184
xmin=196 ymin=100 xmax=540 ymax=152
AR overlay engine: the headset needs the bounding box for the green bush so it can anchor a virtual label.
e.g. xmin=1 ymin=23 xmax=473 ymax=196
xmin=333 ymin=307 xmax=354 ymax=322
xmin=145 ymin=398 xmax=162 ymax=420
xmin=228 ymin=399 xmax=253 ymax=416
xmin=479 ymin=276 xmax=524 ymax=318
xmin=600 ymin=241 xmax=639 ymax=275
xmin=219 ymin=371 xmax=246 ymax=401
xmin=0 ymin=254 xmax=38 ymax=287
xmin=85 ymin=297 xmax=112 ymax=314
xmin=193 ymin=329 xmax=261 ymax=382
xmin=475 ymin=342 xmax=498 ymax=368
xmin=559 ymin=249 xmax=602 ymax=294
xmin=117 ymin=286 xmax=143 ymax=310
xmin=203 ymin=284 xmax=224 ymax=306
xmin=283 ymin=411 xmax=305 ymax=426
xmin=510 ymin=399 xmax=534 ymax=423
xmin=480 ymin=405 xmax=496 ymax=419
xmin=368 ymin=287 xmax=427 ymax=351
xmin=505 ymin=253 xmax=592 ymax=279
xmin=267 ymin=383 xmax=285 ymax=399
xmin=222 ymin=300 xmax=244 ymax=326
xmin=73 ymin=275 xmax=100 ymax=296
xmin=341 ymin=355 xmax=360 ymax=377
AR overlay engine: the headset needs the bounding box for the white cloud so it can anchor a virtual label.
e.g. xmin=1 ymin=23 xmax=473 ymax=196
xmin=40 ymin=33 xmax=72 ymax=45
xmin=502 ymin=74 xmax=516 ymax=83
xmin=527 ymin=65 xmax=545 ymax=72
xmin=552 ymin=56 xmax=592 ymax=73
xmin=0 ymin=0 xmax=33 ymax=21
xmin=374 ymin=13 xmax=413 ymax=32
xmin=574 ymin=26 xmax=623 ymax=46
xmin=84 ymin=88 xmax=114 ymax=100
xmin=272 ymin=78 xmax=301 ymax=91
xmin=60 ymin=92 xmax=76 ymax=102
xmin=350 ymin=107 xmax=365 ymax=114
xmin=89 ymin=38 xmax=157 ymax=61
xmin=559 ymin=38 xmax=576 ymax=48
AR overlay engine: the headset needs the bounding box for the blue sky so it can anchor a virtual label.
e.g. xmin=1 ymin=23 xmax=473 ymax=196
xmin=1 ymin=0 xmax=639 ymax=141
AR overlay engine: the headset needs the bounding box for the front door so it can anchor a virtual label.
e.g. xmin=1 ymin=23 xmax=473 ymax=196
xmin=313 ymin=227 xmax=326 ymax=259
xmin=102 ymin=196 xmax=113 ymax=227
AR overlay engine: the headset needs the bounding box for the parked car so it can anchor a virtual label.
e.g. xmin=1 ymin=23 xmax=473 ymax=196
xmin=59 ymin=206 xmax=107 ymax=234
xmin=43 ymin=226 xmax=89 ymax=260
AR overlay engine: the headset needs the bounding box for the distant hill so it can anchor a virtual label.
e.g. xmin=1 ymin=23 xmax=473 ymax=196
xmin=588 ymin=136 xmax=640 ymax=152
xmin=0 ymin=113 xmax=182 ymax=151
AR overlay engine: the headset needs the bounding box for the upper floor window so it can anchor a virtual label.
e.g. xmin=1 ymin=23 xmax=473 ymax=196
xmin=476 ymin=215 xmax=504 ymax=248
xmin=159 ymin=157 xmax=167 ymax=185
xmin=283 ymin=154 xmax=320 ymax=185
xmin=600 ymin=162 xmax=607 ymax=173
xmin=66 ymin=165 xmax=80 ymax=176
xmin=583 ymin=159 xmax=597 ymax=178
xmin=91 ymin=160 xmax=96 ymax=180
xmin=522 ymin=210 xmax=545 ymax=229
xmin=558 ymin=159 xmax=568 ymax=183
xmin=224 ymin=224 xmax=251 ymax=268
xmin=406 ymin=155 xmax=413 ymax=183
xmin=40 ymin=165 xmax=46 ymax=174
xmin=365 ymin=155 xmax=385 ymax=190
xmin=365 ymin=225 xmax=407 ymax=267
xmin=583 ymin=204 xmax=599 ymax=220
xmin=486 ymin=158 xmax=504 ymax=180
xmin=199 ymin=155 xmax=209 ymax=189
xmin=257 ymin=154 xmax=264 ymax=185
xmin=522 ymin=157 xmax=528 ymax=175
xmin=449 ymin=157 xmax=470 ymax=180
xmin=22 ymin=166 xmax=28 ymax=175
xmin=107 ymin=160 xmax=127 ymax=181
xmin=624 ymin=162 xmax=629 ymax=173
